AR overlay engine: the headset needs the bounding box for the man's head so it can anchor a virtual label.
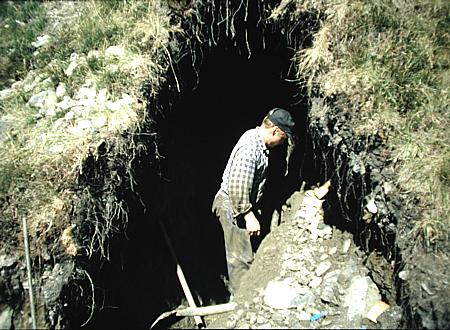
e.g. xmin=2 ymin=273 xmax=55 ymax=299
xmin=261 ymin=108 xmax=295 ymax=148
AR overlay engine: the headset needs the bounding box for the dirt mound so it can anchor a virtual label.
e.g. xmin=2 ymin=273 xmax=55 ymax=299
xmin=202 ymin=186 xmax=401 ymax=329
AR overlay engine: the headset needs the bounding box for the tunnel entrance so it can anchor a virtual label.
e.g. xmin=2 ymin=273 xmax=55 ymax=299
xmin=73 ymin=2 xmax=388 ymax=329
xmin=78 ymin=8 xmax=324 ymax=329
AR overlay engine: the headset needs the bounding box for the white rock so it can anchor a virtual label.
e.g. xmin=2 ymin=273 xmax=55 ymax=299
xmin=308 ymin=217 xmax=321 ymax=240
xmin=0 ymin=307 xmax=13 ymax=329
xmin=68 ymin=120 xmax=92 ymax=134
xmin=399 ymin=270 xmax=409 ymax=281
xmin=69 ymin=52 xmax=79 ymax=62
xmin=308 ymin=277 xmax=322 ymax=288
xmin=29 ymin=89 xmax=57 ymax=110
xmin=57 ymin=96 xmax=73 ymax=111
xmin=97 ymin=88 xmax=107 ymax=104
xmin=92 ymin=115 xmax=107 ymax=128
xmin=106 ymin=63 xmax=119 ymax=74
xmin=247 ymin=312 xmax=256 ymax=324
xmin=75 ymin=87 xmax=96 ymax=100
xmin=64 ymin=111 xmax=75 ymax=120
xmin=77 ymin=119 xmax=92 ymax=130
xmin=28 ymin=90 xmax=49 ymax=108
xmin=329 ymin=247 xmax=337 ymax=255
xmin=283 ymin=259 xmax=303 ymax=271
xmin=0 ymin=254 xmax=16 ymax=268
xmin=297 ymin=310 xmax=311 ymax=321
xmin=53 ymin=118 xmax=65 ymax=129
xmin=105 ymin=45 xmax=125 ymax=58
xmin=106 ymin=100 xmax=122 ymax=112
xmin=337 ymin=265 xmax=358 ymax=285
xmin=40 ymin=77 xmax=53 ymax=89
xmin=79 ymin=98 xmax=96 ymax=109
xmin=65 ymin=61 xmax=78 ymax=77
xmin=22 ymin=74 xmax=39 ymax=92
xmin=306 ymin=307 xmax=320 ymax=315
xmin=343 ymin=239 xmax=351 ymax=253
xmin=264 ymin=278 xmax=304 ymax=309
xmin=296 ymin=269 xmax=310 ymax=285
xmin=45 ymin=107 xmax=57 ymax=117
xmin=0 ymin=89 xmax=14 ymax=100
xmin=297 ymin=193 xmax=324 ymax=222
xmin=120 ymin=93 xmax=134 ymax=105
xmin=31 ymin=35 xmax=50 ymax=48
xmin=319 ymin=253 xmax=329 ymax=261
xmin=87 ymin=50 xmax=100 ymax=59
xmin=256 ymin=315 xmax=266 ymax=324
xmin=11 ymin=80 xmax=23 ymax=89
xmin=343 ymin=275 xmax=381 ymax=321
xmin=56 ymin=83 xmax=67 ymax=99
xmin=383 ymin=182 xmax=394 ymax=194
xmin=71 ymin=105 xmax=85 ymax=115
xmin=323 ymin=270 xmax=340 ymax=282
xmin=316 ymin=261 xmax=332 ymax=277
xmin=318 ymin=225 xmax=332 ymax=238
xmin=366 ymin=198 xmax=378 ymax=214
xmin=83 ymin=79 xmax=97 ymax=89
xmin=45 ymin=89 xmax=58 ymax=108
xmin=321 ymin=285 xmax=339 ymax=305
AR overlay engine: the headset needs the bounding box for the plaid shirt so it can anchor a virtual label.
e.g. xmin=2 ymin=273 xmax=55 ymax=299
xmin=220 ymin=127 xmax=269 ymax=217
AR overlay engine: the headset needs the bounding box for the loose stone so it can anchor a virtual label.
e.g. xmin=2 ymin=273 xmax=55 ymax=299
xmin=309 ymin=276 xmax=322 ymax=288
xmin=342 ymin=239 xmax=351 ymax=253
xmin=315 ymin=261 xmax=332 ymax=277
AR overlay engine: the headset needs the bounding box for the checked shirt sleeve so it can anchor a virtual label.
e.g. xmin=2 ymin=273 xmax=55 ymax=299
xmin=227 ymin=144 xmax=256 ymax=216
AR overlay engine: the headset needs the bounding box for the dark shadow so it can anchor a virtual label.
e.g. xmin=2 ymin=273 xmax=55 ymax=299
xmin=78 ymin=2 xmax=318 ymax=328
xmin=154 ymin=33 xmax=310 ymax=299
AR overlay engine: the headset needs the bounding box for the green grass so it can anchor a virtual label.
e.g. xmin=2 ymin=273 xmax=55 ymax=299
xmin=0 ymin=1 xmax=47 ymax=90
xmin=295 ymin=0 xmax=450 ymax=248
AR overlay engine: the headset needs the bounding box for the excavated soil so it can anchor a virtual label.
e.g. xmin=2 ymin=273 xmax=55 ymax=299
xmin=167 ymin=187 xmax=402 ymax=329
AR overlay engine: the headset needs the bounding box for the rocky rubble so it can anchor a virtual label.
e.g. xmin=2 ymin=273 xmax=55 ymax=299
xmin=204 ymin=184 xmax=402 ymax=329
xmin=0 ymin=44 xmax=140 ymax=157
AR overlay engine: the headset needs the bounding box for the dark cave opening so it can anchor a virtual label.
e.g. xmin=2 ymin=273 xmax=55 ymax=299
xmin=75 ymin=4 xmax=362 ymax=329
xmin=144 ymin=38 xmax=317 ymax=329
xmin=80 ymin=36 xmax=321 ymax=330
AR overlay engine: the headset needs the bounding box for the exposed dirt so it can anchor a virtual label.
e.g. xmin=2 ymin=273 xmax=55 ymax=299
xmin=166 ymin=186 xmax=401 ymax=329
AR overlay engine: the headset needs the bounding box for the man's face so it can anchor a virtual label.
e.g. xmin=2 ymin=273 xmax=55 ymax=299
xmin=266 ymin=126 xmax=287 ymax=148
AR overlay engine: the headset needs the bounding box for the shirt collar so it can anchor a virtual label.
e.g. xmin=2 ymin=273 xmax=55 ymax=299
xmin=256 ymin=127 xmax=269 ymax=156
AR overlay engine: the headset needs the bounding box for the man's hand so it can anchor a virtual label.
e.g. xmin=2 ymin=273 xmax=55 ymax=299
xmin=244 ymin=211 xmax=260 ymax=236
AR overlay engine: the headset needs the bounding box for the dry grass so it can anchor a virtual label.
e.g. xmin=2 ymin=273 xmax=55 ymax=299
xmin=293 ymin=0 xmax=450 ymax=248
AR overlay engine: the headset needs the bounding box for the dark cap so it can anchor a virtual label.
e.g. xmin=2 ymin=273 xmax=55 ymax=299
xmin=267 ymin=108 xmax=295 ymax=140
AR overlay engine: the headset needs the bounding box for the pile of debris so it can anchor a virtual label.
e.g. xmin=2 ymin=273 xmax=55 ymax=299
xmin=204 ymin=182 xmax=402 ymax=329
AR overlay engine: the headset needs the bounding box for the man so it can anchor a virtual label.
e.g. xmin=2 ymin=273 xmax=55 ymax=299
xmin=212 ymin=107 xmax=295 ymax=296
